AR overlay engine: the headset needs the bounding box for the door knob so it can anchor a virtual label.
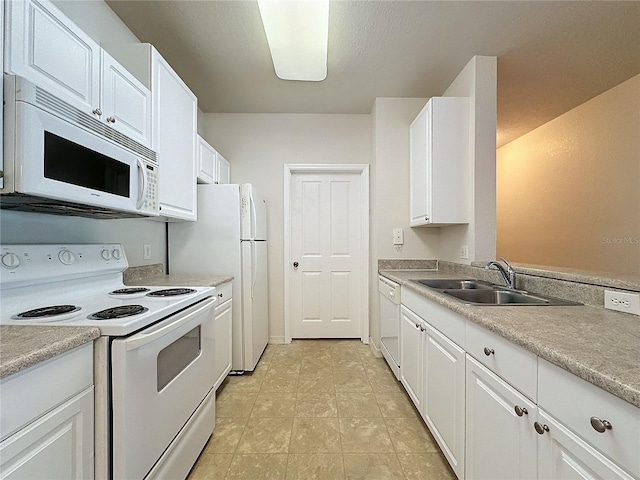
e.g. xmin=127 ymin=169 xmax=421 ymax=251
xmin=293 ymin=262 xmax=299 ymax=268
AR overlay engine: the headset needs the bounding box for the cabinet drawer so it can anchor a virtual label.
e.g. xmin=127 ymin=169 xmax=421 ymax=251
xmin=538 ymin=358 xmax=640 ymax=477
xmin=466 ymin=321 xmax=537 ymax=401
xmin=215 ymin=282 xmax=233 ymax=306
xmin=0 ymin=343 xmax=93 ymax=441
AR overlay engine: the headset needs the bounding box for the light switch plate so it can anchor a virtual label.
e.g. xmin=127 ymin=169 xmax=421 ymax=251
xmin=143 ymin=244 xmax=152 ymax=260
xmin=393 ymin=228 xmax=404 ymax=245
xmin=460 ymin=245 xmax=469 ymax=259
xmin=604 ymin=290 xmax=640 ymax=315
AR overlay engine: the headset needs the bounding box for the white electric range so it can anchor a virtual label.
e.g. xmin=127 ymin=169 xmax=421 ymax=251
xmin=0 ymin=244 xmax=218 ymax=480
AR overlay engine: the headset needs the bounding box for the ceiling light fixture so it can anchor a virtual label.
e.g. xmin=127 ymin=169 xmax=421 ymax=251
xmin=257 ymin=0 xmax=329 ymax=82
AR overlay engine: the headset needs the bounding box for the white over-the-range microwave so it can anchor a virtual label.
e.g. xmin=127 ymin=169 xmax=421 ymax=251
xmin=0 ymin=74 xmax=159 ymax=218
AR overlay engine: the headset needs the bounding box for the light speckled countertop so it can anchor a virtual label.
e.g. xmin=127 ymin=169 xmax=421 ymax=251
xmin=126 ymin=274 xmax=233 ymax=288
xmin=0 ymin=326 xmax=100 ymax=379
xmin=380 ymin=269 xmax=640 ymax=408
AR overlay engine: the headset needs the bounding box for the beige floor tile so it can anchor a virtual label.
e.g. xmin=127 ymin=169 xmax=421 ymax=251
xmin=385 ymin=417 xmax=440 ymax=453
xmin=397 ymin=452 xmax=457 ymax=480
xmin=297 ymin=372 xmax=335 ymax=393
xmin=216 ymin=391 xmax=258 ymax=418
xmin=295 ymin=393 xmax=338 ymax=417
xmin=333 ymin=370 xmax=373 ymax=393
xmin=223 ymin=373 xmax=265 ymax=393
xmin=367 ymin=373 xmax=404 ymax=393
xmin=286 ymin=453 xmax=345 ymax=479
xmin=251 ymin=361 xmax=271 ymax=379
xmin=301 ymin=354 xmax=333 ymax=371
xmin=266 ymin=362 xmax=302 ymax=375
xmin=204 ymin=418 xmax=247 ymax=454
xmin=342 ymin=453 xmax=405 ymax=480
xmin=375 ymin=391 xmax=421 ymax=419
xmin=339 ymin=418 xmax=395 ymax=453
xmin=336 ymin=392 xmax=381 ymax=418
xmin=261 ymin=370 xmax=299 ymax=392
xmin=187 ymin=453 xmax=233 ymax=480
xmin=251 ymin=392 xmax=297 ymax=418
xmin=332 ymin=358 xmax=366 ymax=370
xmin=289 ymin=417 xmax=342 ymax=453
xmin=226 ymin=453 xmax=288 ymax=479
xmin=236 ymin=418 xmax=293 ymax=453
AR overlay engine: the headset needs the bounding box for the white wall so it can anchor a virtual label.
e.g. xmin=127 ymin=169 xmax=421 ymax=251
xmin=202 ymin=113 xmax=371 ymax=342
xmin=0 ymin=0 xmax=166 ymax=267
xmin=440 ymin=56 xmax=497 ymax=263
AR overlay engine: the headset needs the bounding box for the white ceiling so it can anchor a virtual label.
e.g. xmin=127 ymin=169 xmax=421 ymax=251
xmin=106 ymin=0 xmax=640 ymax=146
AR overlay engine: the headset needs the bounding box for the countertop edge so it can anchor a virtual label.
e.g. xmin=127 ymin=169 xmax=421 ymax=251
xmin=0 ymin=326 xmax=100 ymax=380
xmin=380 ymin=269 xmax=640 ymax=409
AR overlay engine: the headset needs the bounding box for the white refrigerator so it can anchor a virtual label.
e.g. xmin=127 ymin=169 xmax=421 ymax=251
xmin=169 ymin=184 xmax=268 ymax=372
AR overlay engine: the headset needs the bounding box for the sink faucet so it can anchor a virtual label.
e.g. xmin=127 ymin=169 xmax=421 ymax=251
xmin=485 ymin=257 xmax=516 ymax=289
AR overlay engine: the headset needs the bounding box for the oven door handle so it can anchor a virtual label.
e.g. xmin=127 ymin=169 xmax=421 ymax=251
xmin=124 ymin=296 xmax=216 ymax=351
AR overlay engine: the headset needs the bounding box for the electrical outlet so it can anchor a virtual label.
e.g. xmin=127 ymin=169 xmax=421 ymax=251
xmin=393 ymin=228 xmax=404 ymax=245
xmin=460 ymin=245 xmax=469 ymax=259
xmin=604 ymin=290 xmax=640 ymax=315
xmin=143 ymin=244 xmax=152 ymax=260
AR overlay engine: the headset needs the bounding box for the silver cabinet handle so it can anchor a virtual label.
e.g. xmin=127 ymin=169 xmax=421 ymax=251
xmin=420 ymin=326 xmax=425 ymax=332
xmin=590 ymin=417 xmax=612 ymax=433
xmin=92 ymin=107 xmax=102 ymax=116
xmin=107 ymin=116 xmax=116 ymax=123
xmin=514 ymin=405 xmax=528 ymax=417
xmin=483 ymin=347 xmax=495 ymax=356
xmin=414 ymin=323 xmax=420 ymax=329
xmin=534 ymin=422 xmax=549 ymax=435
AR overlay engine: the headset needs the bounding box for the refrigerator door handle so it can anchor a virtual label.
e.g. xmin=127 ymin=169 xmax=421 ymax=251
xmin=251 ymin=241 xmax=257 ymax=299
xmin=250 ymin=193 xmax=257 ymax=239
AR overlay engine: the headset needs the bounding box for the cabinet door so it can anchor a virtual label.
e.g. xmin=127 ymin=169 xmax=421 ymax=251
xmin=399 ymin=306 xmax=423 ymax=411
xmin=422 ymin=322 xmax=465 ymax=479
xmin=213 ymin=299 xmax=233 ymax=390
xmin=152 ymin=50 xmax=197 ymax=221
xmin=5 ymin=0 xmax=100 ymax=115
xmin=0 ymin=387 xmax=94 ymax=480
xmin=216 ymin=153 xmax=231 ymax=184
xmin=537 ymin=409 xmax=635 ymax=480
xmin=465 ymin=356 xmax=537 ymax=480
xmin=101 ymin=50 xmax=152 ymax=148
xmin=197 ymin=135 xmax=216 ymax=184
xmin=409 ymin=100 xmax=431 ymax=225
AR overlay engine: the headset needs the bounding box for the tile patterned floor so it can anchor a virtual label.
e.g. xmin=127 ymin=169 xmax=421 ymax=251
xmin=187 ymin=340 xmax=456 ymax=479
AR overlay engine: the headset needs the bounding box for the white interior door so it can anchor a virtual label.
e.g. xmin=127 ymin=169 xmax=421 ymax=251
xmin=289 ymin=170 xmax=365 ymax=339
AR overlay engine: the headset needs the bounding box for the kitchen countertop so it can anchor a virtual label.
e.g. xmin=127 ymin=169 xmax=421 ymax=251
xmin=0 ymin=325 xmax=100 ymax=380
xmin=126 ymin=274 xmax=233 ymax=288
xmin=380 ymin=269 xmax=640 ymax=408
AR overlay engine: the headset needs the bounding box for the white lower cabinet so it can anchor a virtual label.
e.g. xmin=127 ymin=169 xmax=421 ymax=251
xmin=399 ymin=305 xmax=423 ymax=410
xmin=213 ymin=289 xmax=233 ymax=390
xmin=0 ymin=388 xmax=94 ymax=480
xmin=422 ymin=321 xmax=466 ymax=479
xmin=465 ymin=355 xmax=538 ymax=480
xmin=536 ymin=409 xmax=635 ymax=480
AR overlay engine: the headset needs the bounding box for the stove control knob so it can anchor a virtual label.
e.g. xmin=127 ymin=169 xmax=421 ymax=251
xmin=112 ymin=249 xmax=122 ymax=260
xmin=101 ymin=249 xmax=112 ymax=260
xmin=1 ymin=252 xmax=20 ymax=269
xmin=58 ymin=249 xmax=76 ymax=265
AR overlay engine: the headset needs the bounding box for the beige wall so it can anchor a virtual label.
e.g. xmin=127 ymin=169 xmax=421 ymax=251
xmin=497 ymin=74 xmax=640 ymax=275
xmin=202 ymin=113 xmax=371 ymax=343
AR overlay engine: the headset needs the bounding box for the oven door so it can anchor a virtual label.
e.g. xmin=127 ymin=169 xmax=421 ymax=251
xmin=111 ymin=297 xmax=216 ymax=480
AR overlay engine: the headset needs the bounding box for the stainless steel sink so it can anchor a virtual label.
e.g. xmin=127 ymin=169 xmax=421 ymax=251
xmin=442 ymin=289 xmax=581 ymax=306
xmin=416 ymin=279 xmax=495 ymax=290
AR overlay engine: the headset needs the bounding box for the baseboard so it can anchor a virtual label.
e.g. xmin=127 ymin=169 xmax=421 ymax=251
xmin=368 ymin=338 xmax=383 ymax=358
xmin=268 ymin=336 xmax=285 ymax=344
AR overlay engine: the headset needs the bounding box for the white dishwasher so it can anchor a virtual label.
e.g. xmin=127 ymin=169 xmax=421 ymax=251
xmin=379 ymin=275 xmax=401 ymax=379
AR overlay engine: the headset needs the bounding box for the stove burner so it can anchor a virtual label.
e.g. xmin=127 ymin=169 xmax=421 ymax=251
xmin=88 ymin=305 xmax=149 ymax=320
xmin=16 ymin=305 xmax=81 ymax=319
xmin=147 ymin=288 xmax=197 ymax=297
xmin=110 ymin=287 xmax=151 ymax=295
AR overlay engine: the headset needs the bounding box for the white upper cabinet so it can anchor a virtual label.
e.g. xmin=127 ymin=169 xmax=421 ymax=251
xmin=216 ymin=153 xmax=230 ymax=184
xmin=100 ymin=50 xmax=152 ymax=147
xmin=197 ymin=135 xmax=216 ymax=184
xmin=151 ymin=49 xmax=197 ymax=221
xmin=5 ymin=0 xmax=100 ymax=113
xmin=409 ymin=97 xmax=469 ymax=227
xmin=5 ymin=0 xmax=152 ymax=148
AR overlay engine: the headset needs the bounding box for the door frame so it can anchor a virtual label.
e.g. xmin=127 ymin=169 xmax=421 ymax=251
xmin=284 ymin=164 xmax=370 ymax=344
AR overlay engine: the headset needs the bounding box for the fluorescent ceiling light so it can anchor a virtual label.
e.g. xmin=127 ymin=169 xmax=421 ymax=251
xmin=258 ymin=0 xmax=329 ymax=82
